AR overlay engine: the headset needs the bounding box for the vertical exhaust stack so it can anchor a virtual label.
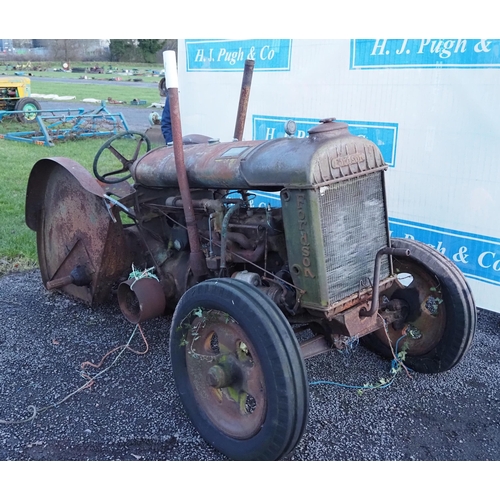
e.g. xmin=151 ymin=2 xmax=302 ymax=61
xmin=233 ymin=59 xmax=255 ymax=142
xmin=163 ymin=50 xmax=208 ymax=279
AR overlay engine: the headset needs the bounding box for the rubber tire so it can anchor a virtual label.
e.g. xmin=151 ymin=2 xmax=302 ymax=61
xmin=361 ymin=238 xmax=476 ymax=373
xmin=170 ymin=278 xmax=309 ymax=461
xmin=92 ymin=131 xmax=151 ymax=184
xmin=15 ymin=97 xmax=41 ymax=123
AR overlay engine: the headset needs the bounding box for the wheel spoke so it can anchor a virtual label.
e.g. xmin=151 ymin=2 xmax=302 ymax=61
xmin=107 ymin=144 xmax=128 ymax=166
xmin=130 ymin=138 xmax=145 ymax=162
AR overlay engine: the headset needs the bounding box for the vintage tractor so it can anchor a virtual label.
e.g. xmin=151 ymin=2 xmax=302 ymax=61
xmin=25 ymin=57 xmax=476 ymax=461
xmin=0 ymin=76 xmax=41 ymax=123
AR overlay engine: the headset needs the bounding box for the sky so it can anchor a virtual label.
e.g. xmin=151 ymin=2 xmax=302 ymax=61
xmin=4 ymin=1 xmax=498 ymax=40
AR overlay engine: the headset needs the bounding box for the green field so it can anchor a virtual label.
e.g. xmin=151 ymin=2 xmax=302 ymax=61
xmin=3 ymin=61 xmax=163 ymax=106
xmin=0 ymin=111 xmax=133 ymax=275
xmin=0 ymin=72 xmax=166 ymax=276
xmin=32 ymin=80 xmax=161 ymax=106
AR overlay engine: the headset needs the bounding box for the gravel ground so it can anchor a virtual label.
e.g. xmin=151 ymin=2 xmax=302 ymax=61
xmin=0 ymin=269 xmax=499 ymax=461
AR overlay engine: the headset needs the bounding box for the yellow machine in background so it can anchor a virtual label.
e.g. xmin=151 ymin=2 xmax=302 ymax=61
xmin=0 ymin=76 xmax=41 ymax=122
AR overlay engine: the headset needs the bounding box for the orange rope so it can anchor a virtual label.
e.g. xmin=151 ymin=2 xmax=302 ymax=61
xmin=81 ymin=323 xmax=149 ymax=370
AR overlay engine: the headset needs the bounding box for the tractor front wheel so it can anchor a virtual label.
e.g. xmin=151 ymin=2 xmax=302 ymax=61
xmin=362 ymin=238 xmax=476 ymax=373
xmin=170 ymin=278 xmax=309 ymax=461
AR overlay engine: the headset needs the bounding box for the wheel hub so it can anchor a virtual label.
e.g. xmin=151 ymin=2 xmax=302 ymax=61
xmin=207 ymin=355 xmax=240 ymax=388
xmin=377 ymin=259 xmax=447 ymax=356
xmin=184 ymin=311 xmax=267 ymax=439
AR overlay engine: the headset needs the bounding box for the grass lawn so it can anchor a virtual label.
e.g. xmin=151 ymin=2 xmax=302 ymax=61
xmin=0 ymin=76 xmax=161 ymax=276
xmin=32 ymin=81 xmax=162 ymax=106
xmin=0 ymin=137 xmax=114 ymax=275
xmin=3 ymin=60 xmax=163 ymax=106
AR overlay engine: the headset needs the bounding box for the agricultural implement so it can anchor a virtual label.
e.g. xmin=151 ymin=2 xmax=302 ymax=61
xmin=25 ymin=53 xmax=476 ymax=460
xmin=0 ymin=102 xmax=129 ymax=146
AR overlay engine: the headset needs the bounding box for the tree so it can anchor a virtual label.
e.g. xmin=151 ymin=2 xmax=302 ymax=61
xmin=109 ymin=39 xmax=138 ymax=62
xmin=109 ymin=39 xmax=178 ymax=63
xmin=138 ymin=39 xmax=165 ymax=63
xmin=47 ymin=40 xmax=106 ymax=62
xmin=49 ymin=40 xmax=83 ymax=62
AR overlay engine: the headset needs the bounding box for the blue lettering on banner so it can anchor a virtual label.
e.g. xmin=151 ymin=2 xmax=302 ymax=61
xmin=389 ymin=218 xmax=500 ymax=286
xmin=185 ymin=39 xmax=292 ymax=72
xmin=350 ymin=39 xmax=500 ymax=69
xmin=253 ymin=114 xmax=398 ymax=168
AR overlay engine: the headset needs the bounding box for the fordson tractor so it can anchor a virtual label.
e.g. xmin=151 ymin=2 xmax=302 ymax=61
xmin=25 ymin=56 xmax=476 ymax=460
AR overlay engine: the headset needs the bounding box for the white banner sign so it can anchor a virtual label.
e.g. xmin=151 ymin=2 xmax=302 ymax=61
xmin=177 ymin=39 xmax=500 ymax=312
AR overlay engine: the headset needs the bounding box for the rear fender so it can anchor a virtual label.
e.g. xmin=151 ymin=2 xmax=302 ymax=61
xmin=25 ymin=157 xmax=132 ymax=305
xmin=26 ymin=157 xmax=106 ymax=231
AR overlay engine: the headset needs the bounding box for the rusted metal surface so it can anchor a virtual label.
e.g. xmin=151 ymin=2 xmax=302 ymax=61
xmin=26 ymin=159 xmax=131 ymax=305
xmin=144 ymin=125 xmax=165 ymax=148
xmin=181 ymin=134 xmax=214 ymax=145
xmin=337 ymin=304 xmax=385 ymax=337
xmin=372 ymin=258 xmax=447 ymax=357
xmin=46 ymin=265 xmax=92 ymax=290
xmin=117 ymin=277 xmax=167 ymax=324
xmin=130 ymin=124 xmax=386 ymax=191
xmin=184 ymin=311 xmax=266 ymax=439
xmin=144 ymin=127 xmax=213 ymax=149
xmin=360 ymin=247 xmax=411 ymax=317
xmin=168 ymin=87 xmax=207 ymax=279
xmin=23 ymin=49 xmax=476 ymax=412
xmin=26 ymin=157 xmax=106 ymax=231
xmin=299 ymin=335 xmax=331 ymax=359
xmin=322 ymin=277 xmax=395 ymax=319
xmin=233 ymin=59 xmax=255 ymax=141
xmin=130 ymin=140 xmax=262 ymax=189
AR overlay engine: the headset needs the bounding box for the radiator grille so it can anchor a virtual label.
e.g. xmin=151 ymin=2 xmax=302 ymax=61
xmin=319 ymin=172 xmax=390 ymax=305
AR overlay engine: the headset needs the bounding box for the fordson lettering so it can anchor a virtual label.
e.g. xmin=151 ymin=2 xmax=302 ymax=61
xmin=335 ymin=153 xmax=366 ymax=168
xmin=297 ymin=194 xmax=315 ymax=278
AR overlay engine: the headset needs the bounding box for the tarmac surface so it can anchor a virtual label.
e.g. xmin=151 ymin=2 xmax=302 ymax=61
xmin=0 ymin=269 xmax=499 ymax=461
xmin=39 ymin=100 xmax=157 ymax=134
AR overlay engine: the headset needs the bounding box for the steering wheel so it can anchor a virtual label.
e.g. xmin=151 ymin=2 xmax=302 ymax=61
xmin=93 ymin=131 xmax=152 ymax=184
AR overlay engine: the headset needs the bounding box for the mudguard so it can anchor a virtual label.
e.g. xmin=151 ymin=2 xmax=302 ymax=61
xmin=25 ymin=158 xmax=132 ymax=305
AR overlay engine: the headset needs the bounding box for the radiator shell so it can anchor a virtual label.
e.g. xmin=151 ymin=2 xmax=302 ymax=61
xmin=281 ymin=171 xmax=391 ymax=311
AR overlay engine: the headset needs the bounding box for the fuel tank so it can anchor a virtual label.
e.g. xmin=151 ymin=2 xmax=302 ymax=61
xmin=130 ymin=120 xmax=387 ymax=191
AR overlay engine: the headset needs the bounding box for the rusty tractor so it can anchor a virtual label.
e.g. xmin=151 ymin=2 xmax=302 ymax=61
xmin=25 ymin=57 xmax=476 ymax=461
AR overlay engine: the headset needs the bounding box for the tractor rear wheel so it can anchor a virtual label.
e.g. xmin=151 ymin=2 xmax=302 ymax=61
xmin=170 ymin=278 xmax=309 ymax=461
xmin=362 ymin=238 xmax=476 ymax=373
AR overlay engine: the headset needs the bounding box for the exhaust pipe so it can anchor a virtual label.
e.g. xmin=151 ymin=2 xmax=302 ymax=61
xmin=163 ymin=50 xmax=208 ymax=279
xmin=233 ymin=59 xmax=255 ymax=141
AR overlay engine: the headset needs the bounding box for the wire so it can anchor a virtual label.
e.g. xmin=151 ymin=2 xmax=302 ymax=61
xmin=309 ymin=378 xmax=396 ymax=390
xmin=309 ymin=333 xmax=412 ymax=391
xmin=0 ymin=323 xmax=148 ymax=426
